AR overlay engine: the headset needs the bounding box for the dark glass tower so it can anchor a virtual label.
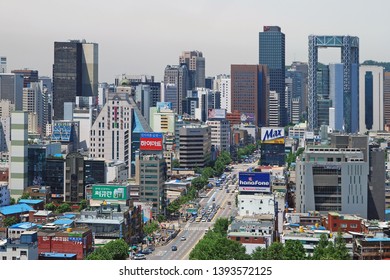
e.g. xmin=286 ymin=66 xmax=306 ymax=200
xmin=53 ymin=41 xmax=83 ymax=120
xmin=259 ymin=26 xmax=286 ymax=126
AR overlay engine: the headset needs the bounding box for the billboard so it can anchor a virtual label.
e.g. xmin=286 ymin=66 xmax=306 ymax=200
xmin=238 ymin=172 xmax=271 ymax=193
xmin=92 ymin=185 xmax=127 ymax=200
xmin=140 ymin=132 xmax=163 ymax=151
xmin=156 ymin=102 xmax=172 ymax=110
xmin=261 ymin=127 xmax=285 ymax=144
xmin=240 ymin=113 xmax=255 ymax=124
xmin=208 ymin=109 xmax=226 ymax=119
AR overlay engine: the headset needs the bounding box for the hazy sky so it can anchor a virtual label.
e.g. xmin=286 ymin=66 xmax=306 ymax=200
xmin=2 ymin=0 xmax=390 ymax=82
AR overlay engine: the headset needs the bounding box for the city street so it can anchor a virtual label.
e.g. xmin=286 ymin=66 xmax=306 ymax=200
xmin=146 ymin=158 xmax=259 ymax=260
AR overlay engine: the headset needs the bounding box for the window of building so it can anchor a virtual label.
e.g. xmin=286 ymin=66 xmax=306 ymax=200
xmin=20 ymin=251 xmax=27 ymax=256
xmin=341 ymin=224 xmax=347 ymax=228
xmin=2 ymin=256 xmax=6 ymax=260
xmin=12 ymin=256 xmax=16 ymax=260
xmin=12 ymin=247 xmax=17 ymax=251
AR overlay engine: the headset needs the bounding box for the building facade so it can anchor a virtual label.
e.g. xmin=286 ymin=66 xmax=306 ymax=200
xmin=231 ymin=64 xmax=269 ymax=127
xmin=259 ymin=26 xmax=286 ymax=126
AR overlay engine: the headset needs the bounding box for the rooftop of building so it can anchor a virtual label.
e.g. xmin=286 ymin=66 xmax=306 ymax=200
xmin=39 ymin=252 xmax=77 ymax=259
xmin=9 ymin=222 xmax=37 ymax=230
xmin=328 ymin=212 xmax=363 ymax=220
xmin=18 ymin=199 xmax=43 ymax=205
xmin=0 ymin=204 xmax=33 ymax=215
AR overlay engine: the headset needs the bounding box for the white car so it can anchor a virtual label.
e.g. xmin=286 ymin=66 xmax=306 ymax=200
xmin=180 ymin=236 xmax=186 ymax=241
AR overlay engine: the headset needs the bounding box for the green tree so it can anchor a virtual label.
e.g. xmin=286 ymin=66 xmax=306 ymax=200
xmin=265 ymin=242 xmax=285 ymax=260
xmin=189 ymin=231 xmax=250 ymax=260
xmin=332 ymin=231 xmax=351 ymax=260
xmin=57 ymin=203 xmax=71 ymax=213
xmin=104 ymin=239 xmax=129 ymax=260
xmin=212 ymin=218 xmax=229 ymax=237
xmin=283 ymin=240 xmax=306 ymax=260
xmin=172 ymin=159 xmax=180 ymax=168
xmin=10 ymin=197 xmax=16 ymax=205
xmin=202 ymin=167 xmax=215 ymax=179
xmin=213 ymin=160 xmax=225 ymax=177
xmin=78 ymin=199 xmax=87 ymax=211
xmin=143 ymin=220 xmax=160 ymax=235
xmin=312 ymin=234 xmax=334 ymax=260
xmin=45 ymin=203 xmax=57 ymax=211
xmin=3 ymin=216 xmax=18 ymax=227
xmin=86 ymin=246 xmax=113 ymax=260
xmin=251 ymin=246 xmax=268 ymax=260
xmin=17 ymin=193 xmax=30 ymax=203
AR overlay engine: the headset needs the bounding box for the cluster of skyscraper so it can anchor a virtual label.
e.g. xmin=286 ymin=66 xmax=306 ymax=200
xmin=1 ymin=25 xmax=390 ymax=217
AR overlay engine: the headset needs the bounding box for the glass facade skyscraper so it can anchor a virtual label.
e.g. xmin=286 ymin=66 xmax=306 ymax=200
xmin=53 ymin=40 xmax=98 ymax=120
xmin=259 ymin=26 xmax=286 ymax=126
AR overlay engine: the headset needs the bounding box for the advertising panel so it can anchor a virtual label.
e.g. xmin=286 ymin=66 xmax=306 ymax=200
xmin=208 ymin=108 xmax=226 ymax=119
xmin=156 ymin=102 xmax=172 ymax=110
xmin=238 ymin=172 xmax=271 ymax=193
xmin=92 ymin=185 xmax=127 ymax=200
xmin=240 ymin=113 xmax=255 ymax=124
xmin=140 ymin=132 xmax=163 ymax=151
xmin=261 ymin=127 xmax=285 ymax=144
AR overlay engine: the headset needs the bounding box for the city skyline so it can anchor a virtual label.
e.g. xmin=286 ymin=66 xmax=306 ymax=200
xmin=2 ymin=0 xmax=390 ymax=82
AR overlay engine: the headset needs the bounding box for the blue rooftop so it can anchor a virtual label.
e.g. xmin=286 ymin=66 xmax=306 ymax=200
xmin=9 ymin=222 xmax=37 ymax=229
xmin=62 ymin=214 xmax=76 ymax=219
xmin=53 ymin=219 xmax=74 ymax=226
xmin=0 ymin=204 xmax=33 ymax=215
xmin=40 ymin=253 xmax=77 ymax=259
xmin=385 ymin=209 xmax=390 ymax=214
xmin=18 ymin=199 xmax=43 ymax=205
xmin=366 ymin=238 xmax=390 ymax=242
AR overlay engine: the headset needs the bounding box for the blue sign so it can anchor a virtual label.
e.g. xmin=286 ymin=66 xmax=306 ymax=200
xmin=238 ymin=172 xmax=271 ymax=193
xmin=140 ymin=132 xmax=163 ymax=138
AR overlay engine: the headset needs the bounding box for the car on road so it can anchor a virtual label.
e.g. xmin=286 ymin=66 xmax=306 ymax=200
xmin=140 ymin=248 xmax=153 ymax=255
xmin=171 ymin=245 xmax=178 ymax=251
xmin=133 ymin=253 xmax=146 ymax=260
xmin=180 ymin=236 xmax=186 ymax=241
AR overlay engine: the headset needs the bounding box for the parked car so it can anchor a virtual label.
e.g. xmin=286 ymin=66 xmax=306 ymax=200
xmin=133 ymin=253 xmax=146 ymax=260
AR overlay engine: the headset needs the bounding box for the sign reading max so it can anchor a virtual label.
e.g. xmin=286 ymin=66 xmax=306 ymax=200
xmin=261 ymin=127 xmax=285 ymax=144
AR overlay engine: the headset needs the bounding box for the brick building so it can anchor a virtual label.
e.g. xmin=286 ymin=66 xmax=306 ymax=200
xmin=37 ymin=225 xmax=93 ymax=260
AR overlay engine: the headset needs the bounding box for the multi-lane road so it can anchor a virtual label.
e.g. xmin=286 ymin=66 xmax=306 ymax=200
xmin=146 ymin=159 xmax=259 ymax=260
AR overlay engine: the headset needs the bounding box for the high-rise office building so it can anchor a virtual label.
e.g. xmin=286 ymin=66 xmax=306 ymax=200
xmin=296 ymin=146 xmax=369 ymax=218
xmin=308 ymin=35 xmax=359 ymax=132
xmin=89 ymin=88 xmax=152 ymax=177
xmin=231 ymin=65 xmax=269 ymax=127
xmin=328 ymin=64 xmax=344 ymax=131
xmin=11 ymin=69 xmax=38 ymax=87
xmin=9 ymin=111 xmax=28 ymax=195
xmin=384 ymin=72 xmax=390 ymax=128
xmin=214 ymin=74 xmax=231 ymax=113
xmin=0 ymin=73 xmax=24 ymax=110
xmin=179 ymin=51 xmax=205 ymax=89
xmin=163 ymin=65 xmax=189 ymax=115
xmin=0 ymin=57 xmax=6 ymax=73
xmin=259 ymin=26 xmax=286 ymax=126
xmin=23 ymin=82 xmax=44 ymax=135
xmin=359 ymin=65 xmax=384 ymax=133
xmin=53 ymin=40 xmax=98 ymax=120
xmin=179 ymin=125 xmax=211 ymax=169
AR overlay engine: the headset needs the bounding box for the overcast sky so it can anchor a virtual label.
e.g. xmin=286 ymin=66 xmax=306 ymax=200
xmin=2 ymin=0 xmax=390 ymax=82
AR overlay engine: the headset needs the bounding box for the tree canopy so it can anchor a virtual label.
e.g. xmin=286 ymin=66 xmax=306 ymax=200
xmin=85 ymin=239 xmax=129 ymax=260
xmin=189 ymin=218 xmax=251 ymax=260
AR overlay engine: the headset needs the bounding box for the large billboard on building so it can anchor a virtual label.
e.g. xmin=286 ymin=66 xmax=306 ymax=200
xmin=92 ymin=185 xmax=127 ymax=200
xmin=238 ymin=172 xmax=271 ymax=193
xmin=156 ymin=102 xmax=172 ymax=110
xmin=140 ymin=132 xmax=163 ymax=151
xmin=261 ymin=127 xmax=285 ymax=144
xmin=240 ymin=113 xmax=255 ymax=124
xmin=208 ymin=109 xmax=226 ymax=119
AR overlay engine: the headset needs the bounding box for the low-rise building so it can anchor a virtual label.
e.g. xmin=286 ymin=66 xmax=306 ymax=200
xmin=227 ymin=215 xmax=275 ymax=254
xmin=0 ymin=231 xmax=38 ymax=260
xmin=37 ymin=224 xmax=93 ymax=260
xmin=323 ymin=212 xmax=363 ymax=233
